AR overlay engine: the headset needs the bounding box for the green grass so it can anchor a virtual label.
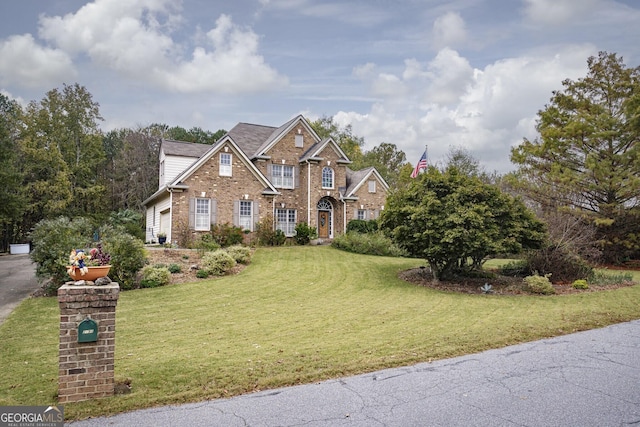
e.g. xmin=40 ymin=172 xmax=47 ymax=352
xmin=2 ymin=247 xmax=640 ymax=421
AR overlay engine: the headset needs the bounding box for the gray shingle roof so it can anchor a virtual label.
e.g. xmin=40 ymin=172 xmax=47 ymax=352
xmin=228 ymin=123 xmax=278 ymax=157
xmin=162 ymin=139 xmax=211 ymax=158
xmin=345 ymin=167 xmax=375 ymax=196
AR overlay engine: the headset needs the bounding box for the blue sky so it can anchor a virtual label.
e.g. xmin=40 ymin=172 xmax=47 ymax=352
xmin=1 ymin=0 xmax=639 ymax=172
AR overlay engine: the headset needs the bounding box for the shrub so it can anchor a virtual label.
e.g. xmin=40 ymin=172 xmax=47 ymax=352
xmin=226 ymin=245 xmax=252 ymax=264
xmin=100 ymin=227 xmax=147 ymax=290
xmin=294 ymin=222 xmax=317 ymax=245
xmin=196 ymin=269 xmax=209 ymax=278
xmin=499 ymin=259 xmax=530 ymax=277
xmin=332 ymin=231 xmax=407 ymax=257
xmin=523 ymin=273 xmax=555 ymax=295
xmin=196 ymin=234 xmax=221 ymax=254
xmin=30 ymin=216 xmax=94 ymax=287
xmin=140 ymin=266 xmax=171 ymax=288
xmin=589 ymin=270 xmax=634 ymax=285
xmin=212 ymin=223 xmax=244 ymax=247
xmin=202 ymin=249 xmax=237 ymax=276
xmin=256 ymin=215 xmax=286 ymax=246
xmin=572 ymin=279 xmax=589 ymax=289
xmin=168 ymin=263 xmax=182 ymax=274
xmin=346 ymin=219 xmax=378 ymax=234
xmin=525 ymin=245 xmax=593 ymax=283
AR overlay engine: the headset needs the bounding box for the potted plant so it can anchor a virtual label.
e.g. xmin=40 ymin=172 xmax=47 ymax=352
xmin=67 ymin=244 xmax=111 ymax=281
xmin=158 ymin=232 xmax=167 ymax=245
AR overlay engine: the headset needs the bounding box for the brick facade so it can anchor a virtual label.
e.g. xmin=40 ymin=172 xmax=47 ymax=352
xmin=144 ymin=115 xmax=389 ymax=243
xmin=58 ymin=283 xmax=119 ymax=403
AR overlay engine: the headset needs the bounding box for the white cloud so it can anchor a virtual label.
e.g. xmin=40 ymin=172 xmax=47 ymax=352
xmin=522 ymin=0 xmax=603 ymax=25
xmin=431 ymin=11 xmax=467 ymax=50
xmin=336 ymin=46 xmax=595 ymax=173
xmin=34 ymin=0 xmax=286 ymax=93
xmin=0 ymin=34 xmax=76 ymax=88
xmin=154 ymin=14 xmax=288 ymax=93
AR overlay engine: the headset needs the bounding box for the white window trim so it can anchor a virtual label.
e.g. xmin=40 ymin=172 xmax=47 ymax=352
xmin=368 ymin=180 xmax=376 ymax=193
xmin=276 ymin=208 xmax=297 ymax=237
xmin=239 ymin=200 xmax=253 ymax=231
xmin=195 ymin=198 xmax=210 ymax=231
xmin=220 ymin=153 xmax=232 ymax=176
xmin=322 ymin=167 xmax=334 ymax=189
xmin=272 ymin=164 xmax=294 ymax=189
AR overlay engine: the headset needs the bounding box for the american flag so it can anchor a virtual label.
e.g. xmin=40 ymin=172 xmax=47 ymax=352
xmin=410 ymin=150 xmax=428 ymax=178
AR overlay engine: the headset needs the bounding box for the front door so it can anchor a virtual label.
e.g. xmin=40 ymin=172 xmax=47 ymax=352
xmin=318 ymin=211 xmax=329 ymax=239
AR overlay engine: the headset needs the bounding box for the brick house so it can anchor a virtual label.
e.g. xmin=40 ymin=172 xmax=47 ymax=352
xmin=143 ymin=115 xmax=389 ymax=244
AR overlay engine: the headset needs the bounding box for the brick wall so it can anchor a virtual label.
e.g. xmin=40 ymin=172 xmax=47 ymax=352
xmin=58 ymin=283 xmax=119 ymax=403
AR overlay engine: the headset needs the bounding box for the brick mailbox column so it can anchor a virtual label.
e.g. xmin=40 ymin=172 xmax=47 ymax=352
xmin=58 ymin=283 xmax=120 ymax=403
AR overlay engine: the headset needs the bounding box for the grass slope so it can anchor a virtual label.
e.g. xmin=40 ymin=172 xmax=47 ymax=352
xmin=1 ymin=246 xmax=639 ymax=420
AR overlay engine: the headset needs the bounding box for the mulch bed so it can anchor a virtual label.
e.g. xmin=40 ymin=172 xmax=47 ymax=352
xmin=399 ymin=267 xmax=636 ymax=296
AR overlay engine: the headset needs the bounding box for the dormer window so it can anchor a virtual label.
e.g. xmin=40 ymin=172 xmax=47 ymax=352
xmin=322 ymin=167 xmax=334 ymax=189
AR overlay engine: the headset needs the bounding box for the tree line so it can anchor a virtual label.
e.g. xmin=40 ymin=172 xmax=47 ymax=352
xmin=0 ymin=84 xmax=227 ymax=251
xmin=0 ymin=84 xmax=409 ymax=251
xmin=1 ymin=51 xmax=638 ymax=266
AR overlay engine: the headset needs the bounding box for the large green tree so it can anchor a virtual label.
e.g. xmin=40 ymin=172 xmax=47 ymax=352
xmin=510 ymin=52 xmax=640 ymax=261
xmin=357 ymin=142 xmax=407 ymax=188
xmin=0 ymin=94 xmax=26 ymax=250
xmin=380 ymin=166 xmax=546 ymax=280
xmin=309 ymin=116 xmax=364 ymax=163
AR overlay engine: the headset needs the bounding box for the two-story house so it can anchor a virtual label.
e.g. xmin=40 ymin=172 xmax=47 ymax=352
xmin=143 ymin=115 xmax=389 ymax=245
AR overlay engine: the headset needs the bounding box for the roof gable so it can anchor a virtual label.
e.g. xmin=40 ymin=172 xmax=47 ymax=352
xmin=254 ymin=115 xmax=321 ymax=158
xmin=168 ymin=135 xmax=278 ymax=194
xmin=300 ymin=137 xmax=351 ymax=163
xmin=345 ymin=167 xmax=390 ymax=198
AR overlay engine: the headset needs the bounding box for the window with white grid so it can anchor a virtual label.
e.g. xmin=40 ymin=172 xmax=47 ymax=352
xmin=239 ymin=201 xmax=253 ymax=231
xmin=195 ymin=198 xmax=210 ymax=230
xmin=220 ymin=153 xmax=232 ymax=176
xmin=322 ymin=167 xmax=334 ymax=189
xmin=272 ymin=164 xmax=294 ymax=189
xmin=276 ymin=209 xmax=296 ymax=236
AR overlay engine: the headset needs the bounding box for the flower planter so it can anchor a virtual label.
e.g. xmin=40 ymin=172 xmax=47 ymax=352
xmin=158 ymin=236 xmax=167 ymax=244
xmin=68 ymin=265 xmax=111 ymax=281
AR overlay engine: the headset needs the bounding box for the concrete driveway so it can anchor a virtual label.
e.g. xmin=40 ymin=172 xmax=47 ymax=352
xmin=0 ymin=253 xmax=39 ymax=325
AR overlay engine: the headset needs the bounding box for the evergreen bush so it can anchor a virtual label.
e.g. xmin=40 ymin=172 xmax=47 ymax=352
xmin=29 ymin=216 xmax=94 ymax=287
xmin=140 ymin=266 xmax=171 ymax=288
xmin=523 ymin=273 xmax=555 ymax=295
xmin=332 ymin=231 xmax=407 ymax=257
xmin=225 ymin=245 xmax=252 ymax=264
xmin=202 ymin=249 xmax=237 ymax=276
xmin=294 ymin=222 xmax=317 ymax=245
xmin=168 ymin=263 xmax=182 ymax=273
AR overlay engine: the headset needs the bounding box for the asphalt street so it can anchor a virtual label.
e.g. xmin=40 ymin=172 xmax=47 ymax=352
xmin=0 ymin=253 xmax=39 ymax=325
xmin=69 ymin=319 xmax=640 ymax=427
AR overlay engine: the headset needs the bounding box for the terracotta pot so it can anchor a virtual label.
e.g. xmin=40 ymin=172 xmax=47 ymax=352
xmin=68 ymin=265 xmax=111 ymax=281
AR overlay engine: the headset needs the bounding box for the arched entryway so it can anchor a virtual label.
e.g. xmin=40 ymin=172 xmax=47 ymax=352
xmin=317 ymin=198 xmax=333 ymax=239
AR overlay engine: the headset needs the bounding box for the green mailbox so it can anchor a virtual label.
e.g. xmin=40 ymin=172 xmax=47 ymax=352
xmin=78 ymin=318 xmax=98 ymax=343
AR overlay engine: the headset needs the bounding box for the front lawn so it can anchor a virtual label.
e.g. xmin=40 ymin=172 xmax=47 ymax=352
xmin=1 ymin=246 xmax=639 ymax=420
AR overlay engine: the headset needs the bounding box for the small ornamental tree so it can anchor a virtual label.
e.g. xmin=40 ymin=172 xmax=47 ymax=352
xmin=379 ymin=166 xmax=546 ymax=281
